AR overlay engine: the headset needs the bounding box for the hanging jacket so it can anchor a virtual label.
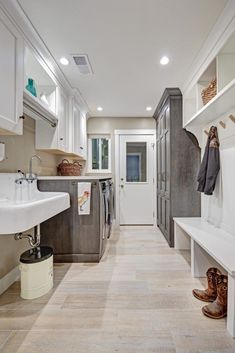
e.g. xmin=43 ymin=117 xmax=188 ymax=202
xmin=197 ymin=126 xmax=220 ymax=195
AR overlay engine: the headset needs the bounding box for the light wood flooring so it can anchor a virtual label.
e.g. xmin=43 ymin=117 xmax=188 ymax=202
xmin=0 ymin=226 xmax=235 ymax=352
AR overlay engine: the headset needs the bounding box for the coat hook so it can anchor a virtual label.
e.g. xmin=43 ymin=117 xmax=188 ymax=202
xmin=204 ymin=130 xmax=209 ymax=136
xmin=219 ymin=121 xmax=226 ymax=129
xmin=229 ymin=114 xmax=235 ymax=123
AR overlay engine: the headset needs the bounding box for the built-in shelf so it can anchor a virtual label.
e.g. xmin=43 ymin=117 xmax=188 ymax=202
xmin=24 ymin=46 xmax=58 ymax=127
xmin=36 ymin=147 xmax=86 ymax=159
xmin=23 ymin=89 xmax=58 ymax=127
xmin=183 ymin=29 xmax=235 ymax=133
xmin=184 ymin=78 xmax=235 ymax=129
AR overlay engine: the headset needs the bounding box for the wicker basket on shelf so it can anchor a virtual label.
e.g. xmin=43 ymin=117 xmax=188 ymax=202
xmin=201 ymin=78 xmax=217 ymax=105
xmin=57 ymin=159 xmax=83 ymax=176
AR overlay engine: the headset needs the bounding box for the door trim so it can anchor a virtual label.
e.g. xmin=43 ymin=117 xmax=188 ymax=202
xmin=114 ymin=129 xmax=156 ymax=227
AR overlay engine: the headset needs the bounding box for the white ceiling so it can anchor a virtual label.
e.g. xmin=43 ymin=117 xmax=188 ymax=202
xmin=18 ymin=0 xmax=227 ymax=117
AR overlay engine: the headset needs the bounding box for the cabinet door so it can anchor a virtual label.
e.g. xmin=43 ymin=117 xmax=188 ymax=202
xmin=35 ymin=87 xmax=68 ymax=152
xmin=158 ymin=195 xmax=170 ymax=244
xmin=72 ymin=102 xmax=87 ymax=159
xmin=72 ymin=102 xmax=81 ymax=155
xmin=165 ymin=106 xmax=170 ymax=197
xmin=57 ymin=89 xmax=68 ymax=152
xmin=0 ymin=10 xmax=23 ymax=134
xmin=79 ymin=113 xmax=87 ymax=159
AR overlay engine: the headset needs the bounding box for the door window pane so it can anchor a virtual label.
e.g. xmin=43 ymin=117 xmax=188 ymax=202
xmin=126 ymin=142 xmax=147 ymax=182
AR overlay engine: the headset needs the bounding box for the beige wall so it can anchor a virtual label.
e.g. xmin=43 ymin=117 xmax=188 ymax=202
xmin=87 ymin=116 xmax=155 ymax=175
xmin=0 ymin=117 xmax=61 ymax=280
xmin=0 ymin=117 xmax=60 ymax=175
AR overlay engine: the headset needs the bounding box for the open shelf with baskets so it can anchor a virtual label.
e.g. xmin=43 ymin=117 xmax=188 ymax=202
xmin=183 ymin=29 xmax=235 ymax=131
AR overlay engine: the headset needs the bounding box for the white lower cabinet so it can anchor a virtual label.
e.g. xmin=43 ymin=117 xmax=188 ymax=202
xmin=0 ymin=8 xmax=24 ymax=135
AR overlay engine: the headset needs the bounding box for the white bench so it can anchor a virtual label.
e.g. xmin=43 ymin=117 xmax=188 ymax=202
xmin=174 ymin=217 xmax=235 ymax=337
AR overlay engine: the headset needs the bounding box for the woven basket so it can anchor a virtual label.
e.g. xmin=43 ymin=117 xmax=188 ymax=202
xmin=201 ymin=79 xmax=217 ymax=105
xmin=57 ymin=159 xmax=82 ymax=176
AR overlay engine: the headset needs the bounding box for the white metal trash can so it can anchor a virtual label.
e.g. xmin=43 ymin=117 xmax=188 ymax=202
xmin=19 ymin=246 xmax=53 ymax=299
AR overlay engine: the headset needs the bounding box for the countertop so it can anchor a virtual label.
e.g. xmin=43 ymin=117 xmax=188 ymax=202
xmin=38 ymin=175 xmax=113 ymax=181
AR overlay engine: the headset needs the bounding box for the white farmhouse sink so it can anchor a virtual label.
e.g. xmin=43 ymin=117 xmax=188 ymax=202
xmin=0 ymin=173 xmax=70 ymax=234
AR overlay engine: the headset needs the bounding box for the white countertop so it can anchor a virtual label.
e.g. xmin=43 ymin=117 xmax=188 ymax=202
xmin=38 ymin=175 xmax=112 ymax=180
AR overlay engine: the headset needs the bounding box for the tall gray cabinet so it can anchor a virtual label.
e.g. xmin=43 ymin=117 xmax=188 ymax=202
xmin=153 ymin=88 xmax=201 ymax=247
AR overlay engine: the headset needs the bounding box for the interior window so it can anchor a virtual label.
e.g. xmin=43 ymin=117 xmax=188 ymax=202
xmin=89 ymin=136 xmax=111 ymax=172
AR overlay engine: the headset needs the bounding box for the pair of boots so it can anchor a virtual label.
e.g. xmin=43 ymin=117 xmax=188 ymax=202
xmin=192 ymin=267 xmax=228 ymax=319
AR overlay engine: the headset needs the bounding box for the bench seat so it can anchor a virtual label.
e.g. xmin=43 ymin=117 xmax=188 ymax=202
xmin=174 ymin=217 xmax=235 ymax=275
xmin=173 ymin=217 xmax=235 ymax=338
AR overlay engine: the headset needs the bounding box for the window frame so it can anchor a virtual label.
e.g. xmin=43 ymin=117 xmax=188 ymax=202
xmin=88 ymin=134 xmax=112 ymax=173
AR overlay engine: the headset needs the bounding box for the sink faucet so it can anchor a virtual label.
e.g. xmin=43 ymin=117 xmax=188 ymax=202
xmin=15 ymin=169 xmax=27 ymax=184
xmin=28 ymin=155 xmax=42 ymax=181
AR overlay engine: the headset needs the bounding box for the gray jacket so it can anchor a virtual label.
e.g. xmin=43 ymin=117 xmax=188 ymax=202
xmin=197 ymin=126 xmax=220 ymax=195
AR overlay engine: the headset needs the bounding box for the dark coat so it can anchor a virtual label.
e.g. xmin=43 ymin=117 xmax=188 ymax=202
xmin=197 ymin=126 xmax=220 ymax=195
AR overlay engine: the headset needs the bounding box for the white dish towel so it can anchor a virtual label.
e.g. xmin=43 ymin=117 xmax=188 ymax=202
xmin=78 ymin=182 xmax=91 ymax=215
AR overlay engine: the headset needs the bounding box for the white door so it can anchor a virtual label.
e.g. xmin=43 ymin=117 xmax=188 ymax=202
xmin=119 ymin=134 xmax=155 ymax=225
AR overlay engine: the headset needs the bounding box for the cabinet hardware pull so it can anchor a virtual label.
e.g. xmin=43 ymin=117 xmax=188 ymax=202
xmin=60 ymin=138 xmax=64 ymax=141
xmin=80 ymin=146 xmax=84 ymax=149
xmin=19 ymin=115 xmax=25 ymax=119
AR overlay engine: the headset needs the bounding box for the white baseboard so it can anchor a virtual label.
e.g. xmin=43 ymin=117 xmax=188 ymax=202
xmin=0 ymin=266 xmax=20 ymax=295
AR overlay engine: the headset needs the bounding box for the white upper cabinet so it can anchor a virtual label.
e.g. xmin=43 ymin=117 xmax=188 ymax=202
xmin=70 ymin=99 xmax=87 ymax=160
xmin=35 ymin=87 xmax=69 ymax=153
xmin=79 ymin=113 xmax=87 ymax=160
xmin=57 ymin=89 xmax=68 ymax=152
xmin=0 ymin=9 xmax=24 ymax=135
xmin=0 ymin=5 xmax=88 ymax=155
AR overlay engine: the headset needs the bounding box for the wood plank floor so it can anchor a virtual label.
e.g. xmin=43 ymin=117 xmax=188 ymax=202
xmin=0 ymin=226 xmax=235 ymax=352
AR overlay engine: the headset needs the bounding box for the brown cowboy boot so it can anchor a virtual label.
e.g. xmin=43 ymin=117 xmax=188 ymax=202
xmin=192 ymin=267 xmax=221 ymax=302
xmin=202 ymin=274 xmax=228 ymax=319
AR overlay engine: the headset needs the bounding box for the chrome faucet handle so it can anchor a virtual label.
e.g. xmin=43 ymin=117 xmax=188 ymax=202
xmin=17 ymin=169 xmax=26 ymax=177
xmin=15 ymin=169 xmax=27 ymax=184
xmin=29 ymin=155 xmax=42 ymax=181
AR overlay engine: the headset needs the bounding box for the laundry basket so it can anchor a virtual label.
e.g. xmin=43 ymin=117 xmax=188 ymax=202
xmin=19 ymin=246 xmax=53 ymax=299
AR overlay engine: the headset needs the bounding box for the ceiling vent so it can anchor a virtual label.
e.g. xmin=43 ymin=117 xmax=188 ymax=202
xmin=71 ymin=54 xmax=93 ymax=75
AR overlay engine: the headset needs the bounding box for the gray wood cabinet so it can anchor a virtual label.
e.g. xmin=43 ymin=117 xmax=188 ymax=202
xmin=154 ymin=88 xmax=201 ymax=247
xmin=38 ymin=179 xmax=106 ymax=262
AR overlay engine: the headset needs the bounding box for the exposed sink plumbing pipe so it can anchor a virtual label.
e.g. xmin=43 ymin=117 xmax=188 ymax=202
xmin=15 ymin=224 xmax=41 ymax=248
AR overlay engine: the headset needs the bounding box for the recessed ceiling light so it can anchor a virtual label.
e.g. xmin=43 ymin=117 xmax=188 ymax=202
xmin=60 ymin=57 xmax=69 ymax=66
xmin=97 ymin=106 xmax=103 ymax=111
xmin=146 ymin=106 xmax=152 ymax=111
xmin=160 ymin=56 xmax=169 ymax=65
